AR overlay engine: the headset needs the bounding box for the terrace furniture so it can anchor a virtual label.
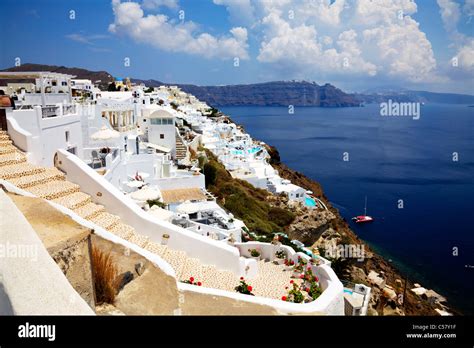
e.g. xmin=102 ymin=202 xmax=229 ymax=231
xmin=90 ymin=150 xmax=103 ymax=169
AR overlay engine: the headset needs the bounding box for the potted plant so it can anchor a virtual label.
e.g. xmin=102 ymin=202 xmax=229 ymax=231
xmin=292 ymin=263 xmax=304 ymax=278
xmin=235 ymin=277 xmax=254 ymax=296
xmin=306 ymin=282 xmax=322 ymax=301
xmin=274 ymin=249 xmax=286 ymax=265
xmin=248 ymin=248 xmax=261 ymax=260
xmin=181 ymin=276 xmax=202 ymax=286
xmin=303 ymin=267 xmax=317 ymax=288
xmin=284 ymin=258 xmax=295 ymax=270
xmin=281 ymin=282 xmax=305 ymax=303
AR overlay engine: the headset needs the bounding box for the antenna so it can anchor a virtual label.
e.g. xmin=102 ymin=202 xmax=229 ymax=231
xmin=364 ymin=196 xmax=367 ymax=216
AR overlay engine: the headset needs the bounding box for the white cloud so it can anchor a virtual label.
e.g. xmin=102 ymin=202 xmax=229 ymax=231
xmin=464 ymin=0 xmax=474 ymax=18
xmin=437 ymin=0 xmax=474 ymax=77
xmin=213 ymin=0 xmax=256 ymax=25
xmin=256 ymin=0 xmax=436 ymax=82
xmin=437 ymin=0 xmax=461 ymax=36
xmin=109 ymin=0 xmax=249 ymax=60
xmin=455 ymin=38 xmax=474 ymax=72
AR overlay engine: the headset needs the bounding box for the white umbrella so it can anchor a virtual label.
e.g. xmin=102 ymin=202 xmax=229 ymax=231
xmin=126 ymin=181 xmax=144 ymax=188
xmin=90 ymin=126 xmax=120 ymax=141
xmin=130 ymin=186 xmax=162 ymax=201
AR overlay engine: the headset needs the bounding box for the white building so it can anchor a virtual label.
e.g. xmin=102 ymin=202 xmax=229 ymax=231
xmin=142 ymin=109 xmax=176 ymax=158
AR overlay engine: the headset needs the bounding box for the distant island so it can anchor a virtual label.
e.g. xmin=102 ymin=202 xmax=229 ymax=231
xmin=2 ymin=63 xmax=474 ymax=107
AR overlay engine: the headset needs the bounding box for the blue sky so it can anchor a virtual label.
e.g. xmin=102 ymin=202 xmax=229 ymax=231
xmin=0 ymin=0 xmax=473 ymax=93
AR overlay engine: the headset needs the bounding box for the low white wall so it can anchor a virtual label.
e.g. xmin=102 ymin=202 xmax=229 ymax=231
xmin=6 ymin=116 xmax=42 ymax=165
xmin=6 ymin=107 xmax=83 ymax=167
xmin=0 ymin=188 xmax=94 ymax=315
xmin=178 ymin=261 xmax=344 ymax=315
xmin=56 ymin=150 xmax=243 ymax=275
xmin=155 ymin=173 xmax=205 ymax=190
xmin=234 ymin=241 xmax=344 ymax=314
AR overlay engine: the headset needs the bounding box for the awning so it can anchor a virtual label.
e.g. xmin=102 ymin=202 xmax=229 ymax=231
xmin=143 ymin=142 xmax=171 ymax=153
xmin=161 ymin=188 xmax=207 ymax=204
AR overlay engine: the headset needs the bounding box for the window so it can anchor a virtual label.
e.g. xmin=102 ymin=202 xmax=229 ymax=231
xmin=65 ymin=131 xmax=70 ymax=142
xmin=61 ymin=81 xmax=67 ymax=86
xmin=160 ymin=134 xmax=164 ymax=139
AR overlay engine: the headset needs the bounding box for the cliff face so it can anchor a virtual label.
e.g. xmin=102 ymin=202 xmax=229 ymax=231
xmin=177 ymin=81 xmax=361 ymax=107
xmin=264 ymin=144 xmax=458 ymax=316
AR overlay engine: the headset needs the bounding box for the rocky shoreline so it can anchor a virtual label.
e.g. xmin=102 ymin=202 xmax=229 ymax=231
xmin=218 ymin=112 xmax=457 ymax=316
xmin=265 ymin=144 xmax=458 ymax=316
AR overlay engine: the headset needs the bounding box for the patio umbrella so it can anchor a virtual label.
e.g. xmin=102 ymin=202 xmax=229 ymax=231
xmin=90 ymin=126 xmax=120 ymax=141
xmin=130 ymin=186 xmax=162 ymax=202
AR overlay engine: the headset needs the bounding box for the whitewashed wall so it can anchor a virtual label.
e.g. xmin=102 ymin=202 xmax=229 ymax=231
xmin=56 ymin=150 xmax=245 ymax=275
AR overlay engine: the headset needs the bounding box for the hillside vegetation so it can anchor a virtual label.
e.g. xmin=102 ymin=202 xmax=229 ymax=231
xmin=201 ymin=151 xmax=294 ymax=234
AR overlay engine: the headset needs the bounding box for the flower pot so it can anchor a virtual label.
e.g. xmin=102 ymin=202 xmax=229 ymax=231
xmin=274 ymin=258 xmax=285 ymax=265
xmin=250 ymin=255 xmax=261 ymax=261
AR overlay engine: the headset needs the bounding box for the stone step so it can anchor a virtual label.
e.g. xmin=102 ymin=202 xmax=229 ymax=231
xmin=109 ymin=222 xmax=135 ymax=240
xmin=0 ymin=145 xmax=16 ymax=155
xmin=8 ymin=167 xmax=65 ymax=189
xmin=52 ymin=191 xmax=92 ymax=210
xmin=89 ymin=211 xmax=121 ymax=230
xmin=0 ymin=139 xmax=13 ymax=146
xmin=144 ymin=241 xmax=167 ymax=256
xmin=0 ymin=162 xmax=43 ymax=180
xmin=26 ymin=180 xmax=80 ymax=200
xmin=127 ymin=234 xmax=149 ymax=248
xmin=72 ymin=202 xmax=106 ymax=220
xmin=0 ymin=151 xmax=26 ymax=167
xmin=161 ymin=249 xmax=187 ymax=278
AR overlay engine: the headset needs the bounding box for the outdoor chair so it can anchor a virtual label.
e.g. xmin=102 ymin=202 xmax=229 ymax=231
xmin=90 ymin=150 xmax=103 ymax=169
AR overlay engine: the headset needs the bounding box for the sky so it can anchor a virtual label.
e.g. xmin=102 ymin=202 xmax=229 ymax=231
xmin=0 ymin=0 xmax=473 ymax=94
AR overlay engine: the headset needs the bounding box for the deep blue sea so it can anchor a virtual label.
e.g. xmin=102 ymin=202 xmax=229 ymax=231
xmin=222 ymin=104 xmax=474 ymax=315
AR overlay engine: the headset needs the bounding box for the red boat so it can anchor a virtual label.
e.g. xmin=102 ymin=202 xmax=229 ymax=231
xmin=353 ymin=215 xmax=374 ymax=223
xmin=352 ymin=196 xmax=374 ymax=223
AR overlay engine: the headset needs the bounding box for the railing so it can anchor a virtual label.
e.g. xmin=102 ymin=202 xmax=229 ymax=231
xmin=41 ymin=105 xmax=59 ymax=118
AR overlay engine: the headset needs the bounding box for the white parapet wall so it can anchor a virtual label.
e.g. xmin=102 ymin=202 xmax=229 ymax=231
xmin=0 ymin=189 xmax=94 ymax=315
xmin=234 ymin=241 xmax=344 ymax=315
xmin=56 ymin=149 xmax=245 ymax=275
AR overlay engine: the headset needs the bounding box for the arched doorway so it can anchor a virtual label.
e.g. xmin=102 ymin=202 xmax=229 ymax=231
xmin=53 ymin=152 xmax=60 ymax=168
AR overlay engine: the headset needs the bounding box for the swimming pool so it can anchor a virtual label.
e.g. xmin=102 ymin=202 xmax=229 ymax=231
xmin=305 ymin=197 xmax=317 ymax=207
xmin=248 ymin=146 xmax=261 ymax=154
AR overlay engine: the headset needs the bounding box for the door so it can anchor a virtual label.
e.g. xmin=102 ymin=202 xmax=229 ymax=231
xmin=0 ymin=109 xmax=7 ymax=131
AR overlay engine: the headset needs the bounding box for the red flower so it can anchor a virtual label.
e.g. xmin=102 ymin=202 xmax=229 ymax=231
xmin=314 ymin=276 xmax=319 ymax=282
xmin=290 ymin=280 xmax=294 ymax=284
xmin=282 ymin=296 xmax=287 ymax=301
xmin=197 ymin=282 xmax=202 ymax=286
xmin=307 ymin=266 xmax=311 ymax=271
xmin=240 ymin=276 xmax=244 ymax=280
xmin=299 ymin=274 xmax=304 ymax=279
xmin=190 ymin=277 xmax=194 ymax=282
xmin=247 ymin=285 xmax=252 ymax=292
xmin=305 ymin=287 xmax=310 ymax=292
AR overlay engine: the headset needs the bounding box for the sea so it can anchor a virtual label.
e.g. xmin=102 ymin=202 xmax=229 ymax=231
xmin=221 ymin=103 xmax=474 ymax=315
